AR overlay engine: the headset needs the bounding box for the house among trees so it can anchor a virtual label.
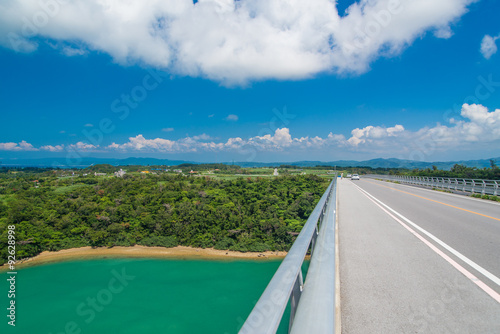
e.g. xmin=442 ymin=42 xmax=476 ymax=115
xmin=114 ymin=169 xmax=126 ymax=177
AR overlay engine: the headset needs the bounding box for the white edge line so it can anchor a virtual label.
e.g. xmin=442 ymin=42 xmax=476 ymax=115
xmin=353 ymin=182 xmax=500 ymax=287
xmin=351 ymin=182 xmax=500 ymax=303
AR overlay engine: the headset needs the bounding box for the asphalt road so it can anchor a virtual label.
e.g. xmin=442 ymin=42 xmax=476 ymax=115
xmin=339 ymin=178 xmax=500 ymax=333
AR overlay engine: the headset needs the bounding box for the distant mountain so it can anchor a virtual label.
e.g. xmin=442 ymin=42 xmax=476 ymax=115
xmin=1 ymin=156 xmax=498 ymax=170
xmin=231 ymin=157 xmax=500 ymax=169
xmin=346 ymin=157 xmax=499 ymax=169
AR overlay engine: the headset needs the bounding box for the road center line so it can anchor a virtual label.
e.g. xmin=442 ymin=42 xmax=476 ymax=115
xmin=365 ymin=180 xmax=500 ymax=222
xmin=351 ymin=182 xmax=500 ymax=303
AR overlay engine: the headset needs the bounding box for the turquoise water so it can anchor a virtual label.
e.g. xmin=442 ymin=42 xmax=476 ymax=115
xmin=1 ymin=258 xmax=304 ymax=334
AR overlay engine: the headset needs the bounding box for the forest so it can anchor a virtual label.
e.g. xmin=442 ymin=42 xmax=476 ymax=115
xmin=0 ymin=169 xmax=329 ymax=265
xmin=402 ymin=162 xmax=500 ymax=180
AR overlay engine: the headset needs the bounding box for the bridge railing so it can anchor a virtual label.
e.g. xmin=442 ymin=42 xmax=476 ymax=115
xmin=239 ymin=178 xmax=337 ymax=334
xmin=366 ymin=175 xmax=499 ymax=196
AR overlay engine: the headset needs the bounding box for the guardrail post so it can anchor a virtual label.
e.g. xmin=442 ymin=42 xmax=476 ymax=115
xmin=288 ymin=272 xmax=304 ymax=334
xmin=495 ymin=181 xmax=498 ymax=196
xmin=310 ymin=226 xmax=318 ymax=256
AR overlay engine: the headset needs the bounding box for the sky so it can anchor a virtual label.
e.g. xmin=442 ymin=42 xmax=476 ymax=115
xmin=1 ymin=0 xmax=500 ymax=165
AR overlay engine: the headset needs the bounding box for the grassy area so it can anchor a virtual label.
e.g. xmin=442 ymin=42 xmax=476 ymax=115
xmin=471 ymin=193 xmax=500 ymax=202
xmin=204 ymin=174 xmax=270 ymax=180
xmin=431 ymin=188 xmax=453 ymax=194
xmin=57 ymin=175 xmax=79 ymax=179
xmin=53 ymin=184 xmax=89 ymax=194
xmin=203 ymin=169 xmax=337 ymax=180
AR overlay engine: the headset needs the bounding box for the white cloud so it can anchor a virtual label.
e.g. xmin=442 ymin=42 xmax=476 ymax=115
xmin=3 ymin=104 xmax=499 ymax=158
xmin=434 ymin=26 xmax=453 ymax=39
xmin=192 ymin=133 xmax=212 ymax=141
xmin=348 ymin=124 xmax=405 ymax=146
xmin=108 ymin=135 xmax=181 ymax=152
xmin=162 ymin=127 xmax=174 ymax=132
xmin=425 ymin=103 xmax=500 ymax=144
xmin=225 ymin=114 xmax=239 ymax=121
xmin=0 ymin=141 xmax=38 ymax=151
xmin=68 ymin=142 xmax=98 ymax=151
xmin=84 ymin=123 xmax=94 ymax=127
xmin=40 ymin=144 xmax=64 ymax=152
xmin=339 ymin=104 xmax=500 ymax=155
xmin=0 ymin=0 xmax=476 ymax=84
xmin=480 ymin=34 xmax=499 ymax=59
xmin=62 ymin=46 xmax=87 ymax=57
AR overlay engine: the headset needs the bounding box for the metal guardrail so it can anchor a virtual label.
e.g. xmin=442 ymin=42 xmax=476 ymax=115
xmin=366 ymin=175 xmax=499 ymax=196
xmin=239 ymin=178 xmax=337 ymax=334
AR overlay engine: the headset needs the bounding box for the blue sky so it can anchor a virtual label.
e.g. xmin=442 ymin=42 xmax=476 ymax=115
xmin=1 ymin=0 xmax=500 ymax=164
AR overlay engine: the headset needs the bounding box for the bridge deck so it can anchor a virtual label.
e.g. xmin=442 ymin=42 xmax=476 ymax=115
xmin=339 ymin=178 xmax=500 ymax=333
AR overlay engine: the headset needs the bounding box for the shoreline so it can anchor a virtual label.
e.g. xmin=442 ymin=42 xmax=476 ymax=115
xmin=1 ymin=245 xmax=288 ymax=271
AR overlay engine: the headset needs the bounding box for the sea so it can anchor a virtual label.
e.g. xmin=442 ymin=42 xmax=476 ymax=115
xmin=1 ymin=258 xmax=304 ymax=334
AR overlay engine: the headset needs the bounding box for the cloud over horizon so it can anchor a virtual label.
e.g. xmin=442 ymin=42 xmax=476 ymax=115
xmin=0 ymin=0 xmax=476 ymax=85
xmin=2 ymin=104 xmax=499 ymax=161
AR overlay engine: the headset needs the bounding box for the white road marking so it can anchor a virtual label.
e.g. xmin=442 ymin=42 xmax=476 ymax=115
xmin=351 ymin=182 xmax=500 ymax=303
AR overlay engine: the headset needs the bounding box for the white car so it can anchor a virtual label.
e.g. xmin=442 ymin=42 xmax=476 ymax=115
xmin=351 ymin=174 xmax=360 ymax=180
xmin=346 ymin=174 xmax=352 ymax=178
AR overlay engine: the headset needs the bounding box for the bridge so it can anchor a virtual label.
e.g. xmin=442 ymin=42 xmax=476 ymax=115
xmin=239 ymin=176 xmax=500 ymax=333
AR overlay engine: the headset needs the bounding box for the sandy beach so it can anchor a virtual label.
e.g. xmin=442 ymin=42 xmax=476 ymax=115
xmin=1 ymin=245 xmax=287 ymax=271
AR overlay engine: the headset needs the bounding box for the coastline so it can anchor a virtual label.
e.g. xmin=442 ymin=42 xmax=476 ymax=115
xmin=1 ymin=245 xmax=287 ymax=271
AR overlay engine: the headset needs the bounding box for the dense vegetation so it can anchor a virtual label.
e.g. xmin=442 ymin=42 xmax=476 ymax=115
xmin=0 ymin=170 xmax=329 ymax=265
xmin=402 ymin=162 xmax=500 ymax=180
xmin=333 ymin=162 xmax=500 ymax=180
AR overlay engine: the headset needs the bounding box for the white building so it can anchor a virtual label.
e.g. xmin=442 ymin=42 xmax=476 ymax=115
xmin=114 ymin=169 xmax=126 ymax=177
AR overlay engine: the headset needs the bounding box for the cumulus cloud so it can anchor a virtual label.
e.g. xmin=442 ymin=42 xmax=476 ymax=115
xmin=0 ymin=141 xmax=38 ymax=151
xmin=192 ymin=133 xmax=213 ymax=141
xmin=480 ymin=34 xmax=499 ymax=59
xmin=68 ymin=142 xmax=98 ymax=151
xmin=3 ymin=104 xmax=499 ymax=157
xmin=0 ymin=141 xmax=98 ymax=153
xmin=348 ymin=124 xmax=405 ymax=146
xmin=225 ymin=114 xmax=239 ymax=121
xmin=108 ymin=135 xmax=182 ymax=152
xmin=426 ymin=103 xmax=500 ymax=143
xmin=40 ymin=144 xmax=64 ymax=152
xmin=0 ymin=0 xmax=476 ymax=84
xmin=105 ymin=104 xmax=500 ymax=156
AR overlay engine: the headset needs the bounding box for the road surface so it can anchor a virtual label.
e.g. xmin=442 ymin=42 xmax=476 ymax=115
xmin=339 ymin=177 xmax=500 ymax=333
